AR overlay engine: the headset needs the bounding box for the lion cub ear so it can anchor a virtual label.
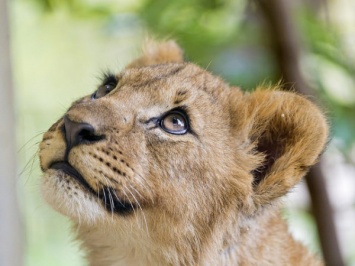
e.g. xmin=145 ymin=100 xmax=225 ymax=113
xmin=126 ymin=39 xmax=184 ymax=68
xmin=232 ymin=89 xmax=329 ymax=208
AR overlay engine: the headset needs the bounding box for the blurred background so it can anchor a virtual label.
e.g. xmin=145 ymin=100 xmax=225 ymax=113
xmin=1 ymin=0 xmax=354 ymax=265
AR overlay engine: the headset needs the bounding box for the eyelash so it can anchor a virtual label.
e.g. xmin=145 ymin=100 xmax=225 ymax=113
xmin=102 ymin=73 xmax=118 ymax=86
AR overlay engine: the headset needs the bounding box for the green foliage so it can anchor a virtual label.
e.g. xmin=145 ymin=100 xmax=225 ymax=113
xmin=139 ymin=0 xmax=245 ymax=62
xmin=297 ymin=8 xmax=355 ymax=155
xmin=139 ymin=0 xmax=280 ymax=89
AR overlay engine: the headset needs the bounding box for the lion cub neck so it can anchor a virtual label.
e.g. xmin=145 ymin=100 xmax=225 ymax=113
xmin=76 ymin=207 xmax=320 ymax=266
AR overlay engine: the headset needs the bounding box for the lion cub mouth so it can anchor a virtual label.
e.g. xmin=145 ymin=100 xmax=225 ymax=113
xmin=50 ymin=161 xmax=136 ymax=215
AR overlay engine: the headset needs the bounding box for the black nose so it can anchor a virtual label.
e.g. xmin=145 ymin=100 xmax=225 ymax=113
xmin=63 ymin=116 xmax=103 ymax=150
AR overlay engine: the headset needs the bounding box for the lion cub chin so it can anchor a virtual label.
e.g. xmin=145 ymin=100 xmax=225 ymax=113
xmin=39 ymin=40 xmax=327 ymax=265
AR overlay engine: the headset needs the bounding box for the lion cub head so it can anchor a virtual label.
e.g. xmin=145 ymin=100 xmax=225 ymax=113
xmin=39 ymin=41 xmax=327 ymax=265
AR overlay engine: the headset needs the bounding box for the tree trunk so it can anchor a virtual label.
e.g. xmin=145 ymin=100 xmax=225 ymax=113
xmin=255 ymin=0 xmax=344 ymax=265
xmin=0 ymin=0 xmax=23 ymax=265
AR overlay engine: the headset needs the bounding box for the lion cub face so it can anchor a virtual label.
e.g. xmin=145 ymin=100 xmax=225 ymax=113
xmin=39 ymin=42 xmax=328 ymax=263
xmin=40 ymin=62 xmax=250 ymax=226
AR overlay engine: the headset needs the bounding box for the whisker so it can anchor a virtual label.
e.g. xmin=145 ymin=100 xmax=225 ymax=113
xmin=101 ymin=187 xmax=108 ymax=212
xmin=74 ymin=222 xmax=82 ymax=237
xmin=100 ymin=174 xmax=117 ymax=220
xmin=21 ymin=150 xmax=40 ymax=184
xmin=133 ymin=173 xmax=154 ymax=203
xmin=127 ymin=184 xmax=149 ymax=236
xmin=120 ymin=185 xmax=139 ymax=234
xmin=107 ymin=189 xmax=115 ymax=219
xmin=18 ymin=131 xmax=47 ymax=152
xmin=116 ymin=188 xmax=135 ymax=213
xmin=117 ymin=187 xmax=138 ymax=231
xmin=127 ymin=184 xmax=145 ymax=202
xmin=95 ymin=180 xmax=100 ymax=198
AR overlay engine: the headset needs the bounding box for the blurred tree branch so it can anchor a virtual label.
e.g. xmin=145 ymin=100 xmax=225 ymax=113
xmin=255 ymin=0 xmax=344 ymax=265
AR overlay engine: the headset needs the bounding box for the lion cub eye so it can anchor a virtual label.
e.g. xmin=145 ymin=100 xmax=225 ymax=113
xmin=92 ymin=84 xmax=116 ymax=99
xmin=92 ymin=73 xmax=118 ymax=99
xmin=159 ymin=110 xmax=189 ymax=135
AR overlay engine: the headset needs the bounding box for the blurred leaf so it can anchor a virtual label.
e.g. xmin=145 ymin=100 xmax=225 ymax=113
xmin=139 ymin=0 xmax=246 ymax=63
xmin=298 ymin=9 xmax=355 ymax=77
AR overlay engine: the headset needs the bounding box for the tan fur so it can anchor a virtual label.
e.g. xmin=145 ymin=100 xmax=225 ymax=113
xmin=39 ymin=40 xmax=327 ymax=265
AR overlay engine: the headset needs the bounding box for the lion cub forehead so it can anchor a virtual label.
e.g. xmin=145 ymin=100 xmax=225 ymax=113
xmin=120 ymin=63 xmax=207 ymax=89
xmin=117 ymin=62 xmax=230 ymax=105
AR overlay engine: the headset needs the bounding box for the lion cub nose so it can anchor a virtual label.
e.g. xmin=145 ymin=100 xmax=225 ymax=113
xmin=63 ymin=116 xmax=103 ymax=150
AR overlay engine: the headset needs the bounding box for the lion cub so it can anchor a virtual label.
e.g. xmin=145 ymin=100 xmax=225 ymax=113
xmin=39 ymin=41 xmax=327 ymax=265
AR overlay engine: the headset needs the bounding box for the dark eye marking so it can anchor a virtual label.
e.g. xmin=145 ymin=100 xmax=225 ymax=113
xmin=92 ymin=72 xmax=118 ymax=99
xmin=177 ymin=90 xmax=187 ymax=96
xmin=174 ymin=90 xmax=189 ymax=105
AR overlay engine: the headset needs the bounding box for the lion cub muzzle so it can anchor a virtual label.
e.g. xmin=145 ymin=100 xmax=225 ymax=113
xmin=47 ymin=115 xmax=136 ymax=216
